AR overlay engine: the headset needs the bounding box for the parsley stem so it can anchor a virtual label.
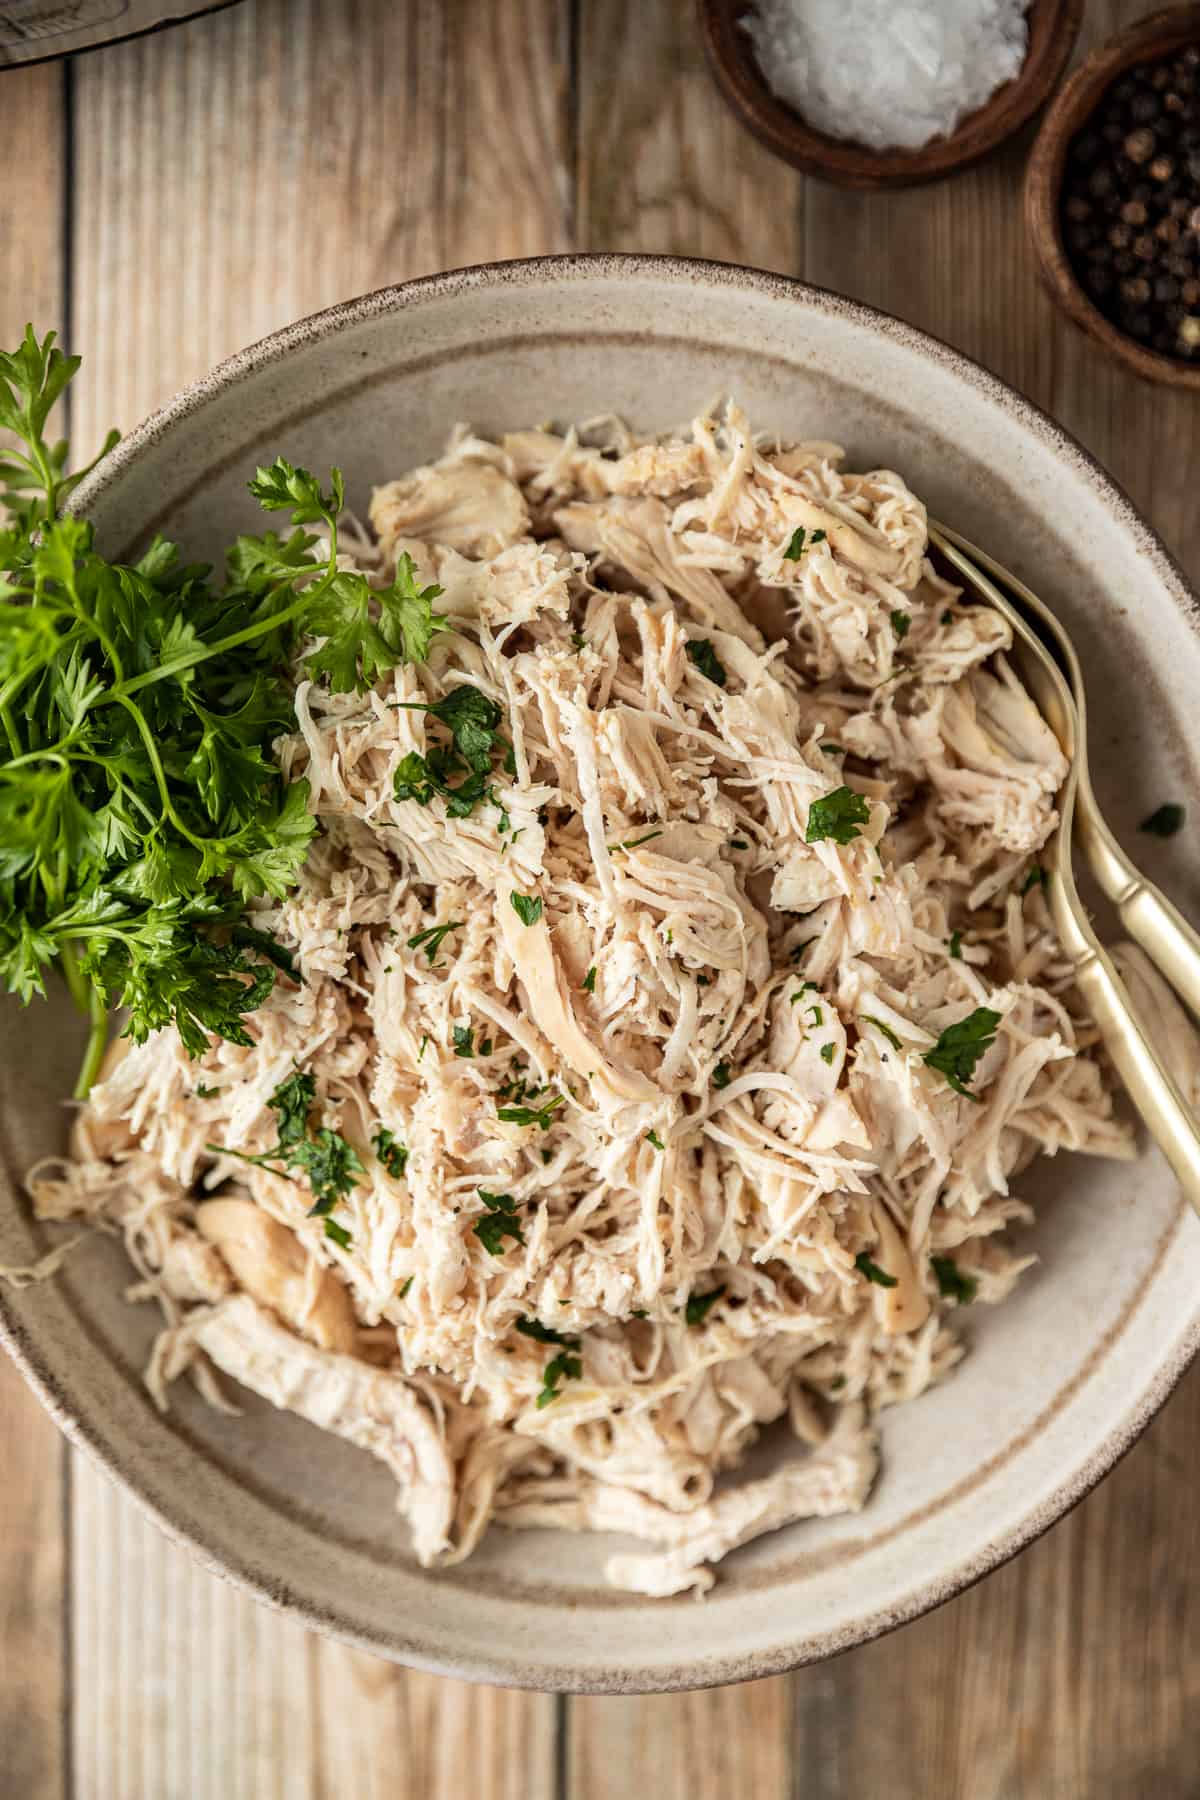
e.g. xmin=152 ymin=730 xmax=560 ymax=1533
xmin=74 ymin=986 xmax=110 ymax=1100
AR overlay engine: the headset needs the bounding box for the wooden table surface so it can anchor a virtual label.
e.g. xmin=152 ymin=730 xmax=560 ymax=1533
xmin=3 ymin=2 xmax=1200 ymax=1794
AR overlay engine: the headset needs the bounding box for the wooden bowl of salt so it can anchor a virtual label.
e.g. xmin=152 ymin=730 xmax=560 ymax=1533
xmin=698 ymin=0 xmax=1085 ymax=190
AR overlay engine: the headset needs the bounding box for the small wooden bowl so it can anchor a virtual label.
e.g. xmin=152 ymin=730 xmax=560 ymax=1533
xmin=1026 ymin=6 xmax=1200 ymax=390
xmin=697 ymin=0 xmax=1085 ymax=191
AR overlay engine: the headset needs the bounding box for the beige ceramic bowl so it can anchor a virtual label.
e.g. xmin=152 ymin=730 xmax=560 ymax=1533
xmin=3 ymin=256 xmax=1199 ymax=1692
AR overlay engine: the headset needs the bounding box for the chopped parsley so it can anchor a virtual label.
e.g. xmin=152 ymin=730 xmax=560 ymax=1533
xmin=498 ymin=1093 xmax=565 ymax=1131
xmin=890 ymin=610 xmax=911 ymax=640
xmin=194 ymin=1082 xmax=215 ymax=1098
xmin=391 ymin=685 xmax=510 ymax=821
xmin=452 ymin=1024 xmax=476 ymax=1058
xmin=509 ymin=891 xmax=543 ymax=927
xmin=820 ymin=743 xmax=843 ymax=757
xmin=609 ymin=829 xmax=663 ymax=851
xmin=730 ymin=837 xmax=750 ymax=850
xmin=932 ymin=1256 xmax=978 ymax=1305
xmin=1139 ymin=803 xmax=1185 ymax=838
xmin=790 ymin=937 xmax=817 ymax=965
xmin=418 ymin=1033 xmax=430 ymax=1061
xmin=922 ymin=1006 xmax=1001 ymax=1099
xmin=536 ymin=1349 xmax=583 ymax=1408
xmin=860 ymin=1015 xmax=902 ymax=1052
xmin=372 ymin=1127 xmax=409 ymax=1179
xmin=808 ymin=1004 xmax=824 ymax=1026
xmin=806 ymin=785 xmax=870 ymax=845
xmin=685 ymin=638 xmax=727 ymax=687
xmin=948 ymin=930 xmax=963 ymax=960
xmin=570 ymin=631 xmax=587 ymax=650
xmin=517 ymin=1317 xmax=579 ymax=1348
xmin=783 ymin=526 xmax=826 ymax=560
xmin=323 ymin=1217 xmax=352 ymax=1250
xmin=1020 ymin=865 xmax=1047 ymax=896
xmin=397 ymin=1276 xmax=413 ymax=1300
xmin=712 ymin=1061 xmax=732 ymax=1089
xmin=646 ymin=1129 xmax=665 ymax=1151
xmin=406 ymin=919 xmax=463 ymax=965
xmin=855 ymin=1252 xmax=897 ymax=1289
xmin=582 ymin=966 xmax=597 ymax=993
xmin=685 ymin=1285 xmax=726 ymax=1327
xmin=819 ymin=1042 xmax=835 ymax=1064
xmin=940 ymin=609 xmax=953 ymax=625
xmin=472 ymin=1190 xmax=525 ymax=1255
xmin=207 ymin=1071 xmax=363 ymax=1219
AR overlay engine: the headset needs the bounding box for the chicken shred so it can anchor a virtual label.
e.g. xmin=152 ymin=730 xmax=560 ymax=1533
xmin=27 ymin=404 xmax=1133 ymax=1595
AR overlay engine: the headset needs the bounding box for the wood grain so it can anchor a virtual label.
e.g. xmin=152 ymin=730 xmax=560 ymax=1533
xmin=0 ymin=58 xmax=69 ymax=1800
xmin=3 ymin=1 xmax=1200 ymax=1795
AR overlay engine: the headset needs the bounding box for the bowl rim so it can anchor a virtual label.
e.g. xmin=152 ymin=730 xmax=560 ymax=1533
xmin=6 ymin=251 xmax=1200 ymax=1692
xmin=1024 ymin=3 xmax=1200 ymax=390
xmin=696 ymin=0 xmax=1086 ymax=190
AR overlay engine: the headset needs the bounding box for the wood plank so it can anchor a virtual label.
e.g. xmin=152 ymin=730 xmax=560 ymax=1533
xmin=575 ymin=0 xmax=802 ymax=272
xmin=64 ymin=2 xmax=567 ymax=1793
xmin=570 ymin=1675 xmax=792 ymax=1800
xmin=0 ymin=57 xmax=68 ymax=1800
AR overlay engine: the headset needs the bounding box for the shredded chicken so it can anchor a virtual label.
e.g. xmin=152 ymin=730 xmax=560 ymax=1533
xmin=27 ymin=404 xmax=1133 ymax=1596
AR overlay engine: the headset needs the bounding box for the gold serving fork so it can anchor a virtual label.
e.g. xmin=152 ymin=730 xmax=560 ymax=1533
xmin=928 ymin=523 xmax=1200 ymax=1214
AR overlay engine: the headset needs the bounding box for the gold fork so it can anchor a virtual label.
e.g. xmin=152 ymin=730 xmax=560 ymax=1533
xmin=929 ymin=524 xmax=1200 ymax=1214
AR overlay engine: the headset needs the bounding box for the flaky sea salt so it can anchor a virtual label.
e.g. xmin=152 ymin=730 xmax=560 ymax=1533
xmin=745 ymin=0 xmax=1031 ymax=152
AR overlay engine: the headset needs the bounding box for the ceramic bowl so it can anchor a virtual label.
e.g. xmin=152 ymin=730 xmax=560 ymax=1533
xmin=3 ymin=255 xmax=1199 ymax=1693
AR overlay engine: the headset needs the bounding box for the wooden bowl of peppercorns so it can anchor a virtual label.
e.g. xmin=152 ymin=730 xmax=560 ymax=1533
xmin=1026 ymin=6 xmax=1200 ymax=388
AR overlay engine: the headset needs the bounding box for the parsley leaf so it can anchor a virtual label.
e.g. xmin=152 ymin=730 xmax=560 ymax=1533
xmin=806 ymin=785 xmax=870 ymax=845
xmin=372 ymin=1127 xmax=409 ymax=1179
xmin=1139 ymin=803 xmax=1185 ymax=838
xmin=268 ymin=1070 xmax=317 ymax=1148
xmin=890 ymin=610 xmax=911 ymax=640
xmin=498 ymin=1093 xmax=565 ymax=1131
xmin=783 ymin=526 xmax=826 ymax=560
xmin=406 ymin=919 xmax=463 ymax=964
xmin=819 ymin=1042 xmax=835 ymax=1064
xmin=509 ymin=891 xmax=543 ymax=927
xmin=582 ymin=965 xmax=597 ymax=993
xmin=948 ymin=930 xmax=963 ymax=960
xmin=473 ymin=1189 xmax=526 ymax=1256
xmin=1020 ymin=865 xmax=1047 ymax=896
xmin=860 ymin=1015 xmax=902 ymax=1052
xmin=323 ymin=1217 xmax=352 ymax=1250
xmin=685 ymin=639 xmax=727 ymax=687
xmin=536 ymin=1350 xmax=583 ymax=1407
xmin=646 ymin=1129 xmax=665 ymax=1151
xmin=516 ymin=1317 xmax=580 ymax=1348
xmin=712 ymin=1061 xmax=732 ymax=1089
xmin=932 ymin=1256 xmax=978 ymax=1304
xmin=207 ymin=1072 xmax=362 ymax=1219
xmin=685 ymin=1285 xmax=726 ymax=1326
xmin=452 ymin=1024 xmax=475 ymax=1058
xmin=922 ymin=1006 xmax=1002 ymax=1099
xmin=855 ymin=1252 xmax=897 ymax=1288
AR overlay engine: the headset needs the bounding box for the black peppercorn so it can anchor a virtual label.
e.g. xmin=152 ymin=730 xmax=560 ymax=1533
xmin=1060 ymin=47 xmax=1200 ymax=363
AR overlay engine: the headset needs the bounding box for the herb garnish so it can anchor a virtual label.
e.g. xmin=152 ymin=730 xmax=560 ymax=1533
xmin=0 ymin=327 xmax=451 ymax=1097
xmin=1139 ymin=803 xmax=1185 ymax=838
xmin=685 ymin=1285 xmax=726 ymax=1326
xmin=536 ymin=1349 xmax=583 ymax=1408
xmin=472 ymin=1189 xmax=525 ymax=1255
xmin=806 ymin=785 xmax=870 ymax=845
xmin=207 ymin=1071 xmax=363 ymax=1219
xmin=608 ymin=828 xmax=663 ymax=851
xmin=372 ymin=1126 xmax=409 ymax=1179
xmin=890 ymin=610 xmax=911 ymax=640
xmin=922 ymin=1006 xmax=1001 ymax=1099
xmin=783 ymin=526 xmax=827 ymax=560
xmin=452 ymin=1024 xmax=476 ymax=1058
xmin=860 ymin=1015 xmax=902 ymax=1052
xmin=1020 ymin=865 xmax=1047 ymax=896
xmin=948 ymin=930 xmax=963 ymax=960
xmin=712 ymin=1061 xmax=732 ymax=1089
xmin=582 ymin=966 xmax=597 ymax=993
xmin=323 ymin=1218 xmax=352 ymax=1250
xmin=646 ymin=1129 xmax=665 ymax=1151
xmin=509 ymin=891 xmax=543 ymax=927
xmin=855 ymin=1252 xmax=897 ymax=1288
xmin=397 ymin=1276 xmax=413 ymax=1300
xmin=685 ymin=639 xmax=727 ymax=687
xmin=498 ymin=1093 xmax=565 ymax=1131
xmin=931 ymin=1256 xmax=978 ymax=1304
xmin=940 ymin=609 xmax=953 ymax=625
xmin=819 ymin=1042 xmax=835 ymax=1064
xmin=406 ymin=919 xmax=463 ymax=964
xmin=516 ymin=1316 xmax=579 ymax=1347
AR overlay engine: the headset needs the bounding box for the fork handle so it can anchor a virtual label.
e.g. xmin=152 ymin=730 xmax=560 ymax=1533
xmin=1076 ymin=800 xmax=1200 ymax=1024
xmin=1071 ymin=944 xmax=1200 ymax=1216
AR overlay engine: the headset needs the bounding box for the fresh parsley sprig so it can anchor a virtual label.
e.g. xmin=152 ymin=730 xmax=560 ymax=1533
xmin=207 ymin=1070 xmax=364 ymax=1236
xmin=0 ymin=327 xmax=447 ymax=1095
